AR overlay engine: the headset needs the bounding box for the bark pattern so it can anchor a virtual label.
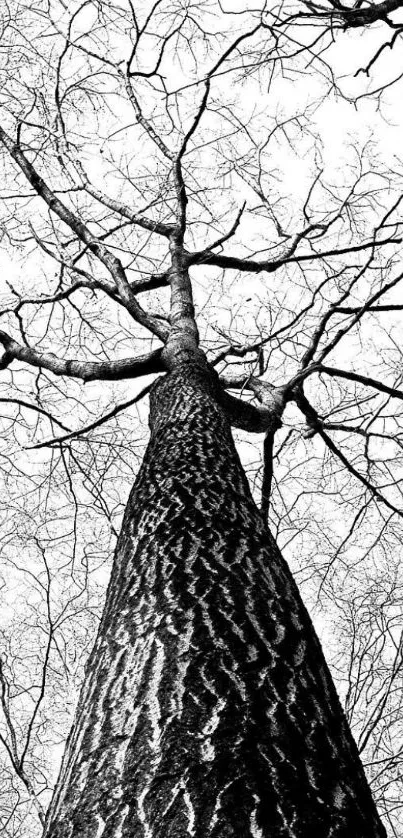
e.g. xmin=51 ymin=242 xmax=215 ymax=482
xmin=44 ymin=363 xmax=386 ymax=838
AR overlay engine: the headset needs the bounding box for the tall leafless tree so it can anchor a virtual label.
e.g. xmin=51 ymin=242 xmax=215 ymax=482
xmin=1 ymin=1 xmax=403 ymax=835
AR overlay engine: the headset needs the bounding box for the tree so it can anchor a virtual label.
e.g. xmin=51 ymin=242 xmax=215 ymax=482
xmin=1 ymin=0 xmax=403 ymax=835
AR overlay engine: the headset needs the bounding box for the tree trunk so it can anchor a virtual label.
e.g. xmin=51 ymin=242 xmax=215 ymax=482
xmin=43 ymin=363 xmax=386 ymax=838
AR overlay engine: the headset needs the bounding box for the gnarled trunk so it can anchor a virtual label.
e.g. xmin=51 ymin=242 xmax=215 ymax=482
xmin=44 ymin=363 xmax=385 ymax=837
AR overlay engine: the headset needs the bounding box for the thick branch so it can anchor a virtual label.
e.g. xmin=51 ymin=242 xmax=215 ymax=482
xmin=186 ymin=236 xmax=401 ymax=273
xmin=301 ymin=0 xmax=403 ymax=27
xmin=219 ymin=390 xmax=277 ymax=433
xmin=219 ymin=375 xmax=285 ymax=433
xmin=0 ymin=331 xmax=164 ymax=382
xmin=129 ymin=272 xmax=170 ymax=294
xmin=162 ymin=245 xmax=201 ymax=369
xmin=261 ymin=430 xmax=276 ymax=515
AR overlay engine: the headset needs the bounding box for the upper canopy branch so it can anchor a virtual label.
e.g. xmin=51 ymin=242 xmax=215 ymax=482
xmin=57 ymin=148 xmax=175 ymax=240
xmin=79 ymin=179 xmax=175 ymax=241
xmin=0 ymin=125 xmax=168 ymax=342
xmin=123 ymin=72 xmax=175 ymax=162
xmin=299 ymin=0 xmax=403 ymax=27
xmin=306 ymin=269 xmax=403 ymax=368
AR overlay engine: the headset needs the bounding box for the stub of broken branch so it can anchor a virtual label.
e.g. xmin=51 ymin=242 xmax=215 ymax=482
xmin=220 ymin=390 xmax=281 ymax=434
xmin=219 ymin=375 xmax=286 ymax=434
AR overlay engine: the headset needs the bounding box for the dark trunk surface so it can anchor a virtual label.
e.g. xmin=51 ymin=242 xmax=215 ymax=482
xmin=44 ymin=363 xmax=386 ymax=837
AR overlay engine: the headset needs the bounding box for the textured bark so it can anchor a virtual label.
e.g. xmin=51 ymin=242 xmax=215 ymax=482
xmin=44 ymin=363 xmax=386 ymax=838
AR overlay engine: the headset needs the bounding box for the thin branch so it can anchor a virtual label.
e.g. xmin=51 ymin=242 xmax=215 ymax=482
xmin=0 ymin=660 xmax=45 ymax=825
xmin=316 ymin=270 xmax=403 ymax=365
xmin=28 ymin=382 xmax=153 ymax=449
xmin=201 ymin=202 xmax=246 ymax=254
xmin=80 ymin=180 xmax=174 ymax=239
xmin=0 ymin=399 xmax=71 ymax=432
xmin=122 ymin=73 xmax=174 ymax=161
xmin=295 ymin=388 xmax=403 ymax=518
xmin=319 ymin=365 xmax=403 ymax=401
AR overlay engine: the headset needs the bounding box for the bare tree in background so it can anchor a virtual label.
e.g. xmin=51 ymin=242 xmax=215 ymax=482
xmin=1 ymin=1 xmax=403 ymax=835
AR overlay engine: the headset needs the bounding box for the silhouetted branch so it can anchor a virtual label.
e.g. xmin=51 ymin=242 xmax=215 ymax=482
xmin=0 ymin=331 xmax=164 ymax=382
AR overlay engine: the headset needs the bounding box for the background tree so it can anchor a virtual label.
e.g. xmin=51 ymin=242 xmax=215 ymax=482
xmin=1 ymin=0 xmax=403 ymax=835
